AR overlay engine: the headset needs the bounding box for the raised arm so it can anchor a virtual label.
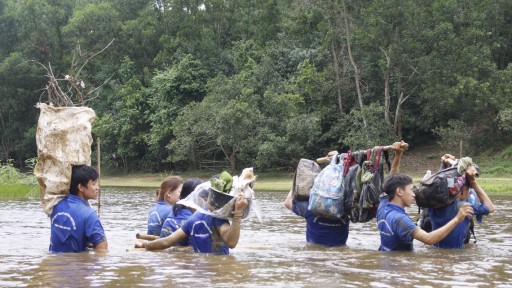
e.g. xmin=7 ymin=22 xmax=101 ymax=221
xmin=466 ymin=165 xmax=496 ymax=213
xmin=412 ymin=203 xmax=473 ymax=245
xmin=219 ymin=195 xmax=248 ymax=248
xmin=383 ymin=140 xmax=408 ymax=175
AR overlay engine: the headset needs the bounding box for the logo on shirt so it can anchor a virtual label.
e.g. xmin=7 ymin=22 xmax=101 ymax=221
xmin=51 ymin=212 xmax=77 ymax=230
xmin=377 ymin=219 xmax=394 ymax=236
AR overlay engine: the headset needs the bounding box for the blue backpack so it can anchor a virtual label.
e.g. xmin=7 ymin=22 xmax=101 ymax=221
xmin=308 ymin=154 xmax=346 ymax=220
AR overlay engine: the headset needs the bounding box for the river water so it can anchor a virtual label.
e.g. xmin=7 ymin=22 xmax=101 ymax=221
xmin=1 ymin=188 xmax=511 ymax=287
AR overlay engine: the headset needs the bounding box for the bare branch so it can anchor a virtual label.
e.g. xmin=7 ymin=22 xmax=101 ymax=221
xmin=76 ymin=38 xmax=115 ymax=78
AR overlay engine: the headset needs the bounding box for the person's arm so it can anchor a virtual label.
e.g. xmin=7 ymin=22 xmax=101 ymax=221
xmin=412 ymin=204 xmax=473 ymax=245
xmin=94 ymin=240 xmax=108 ymax=252
xmin=135 ymin=228 xmax=187 ymax=250
xmin=383 ymin=140 xmax=408 ymax=175
xmin=218 ymin=195 xmax=248 ymax=249
xmin=466 ymin=165 xmax=496 ymax=213
xmin=284 ymin=189 xmax=293 ymax=211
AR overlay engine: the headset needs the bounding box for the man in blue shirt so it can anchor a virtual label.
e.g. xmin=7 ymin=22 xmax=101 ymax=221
xmin=377 ymin=173 xmax=473 ymax=251
xmin=285 ymin=195 xmax=349 ymax=246
xmin=429 ymin=155 xmax=496 ymax=249
xmin=136 ymin=194 xmax=248 ymax=255
xmin=49 ymin=165 xmax=107 ymax=253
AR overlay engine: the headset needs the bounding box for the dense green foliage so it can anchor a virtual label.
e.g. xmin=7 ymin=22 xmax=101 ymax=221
xmin=1 ymin=0 xmax=511 ymax=174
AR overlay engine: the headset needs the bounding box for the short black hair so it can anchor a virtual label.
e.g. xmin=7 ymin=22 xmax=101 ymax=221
xmin=173 ymin=178 xmax=203 ymax=215
xmin=382 ymin=173 xmax=412 ymax=201
xmin=70 ymin=165 xmax=99 ymax=195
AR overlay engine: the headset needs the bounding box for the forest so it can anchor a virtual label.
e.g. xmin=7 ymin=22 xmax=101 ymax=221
xmin=0 ymin=0 xmax=511 ymax=173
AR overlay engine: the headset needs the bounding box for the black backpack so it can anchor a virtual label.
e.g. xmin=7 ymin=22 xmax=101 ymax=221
xmin=414 ymin=167 xmax=464 ymax=208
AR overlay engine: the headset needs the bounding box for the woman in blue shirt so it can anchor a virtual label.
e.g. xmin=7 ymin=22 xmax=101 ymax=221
xmin=147 ymin=176 xmax=183 ymax=236
xmin=160 ymin=178 xmax=203 ymax=245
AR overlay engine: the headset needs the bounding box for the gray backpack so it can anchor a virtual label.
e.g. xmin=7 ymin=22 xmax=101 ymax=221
xmin=292 ymin=158 xmax=321 ymax=201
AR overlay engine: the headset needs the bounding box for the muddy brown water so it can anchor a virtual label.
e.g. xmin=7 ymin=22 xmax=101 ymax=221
xmin=1 ymin=188 xmax=511 ymax=287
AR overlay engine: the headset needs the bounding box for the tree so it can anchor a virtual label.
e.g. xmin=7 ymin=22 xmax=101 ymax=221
xmin=169 ymin=74 xmax=263 ymax=171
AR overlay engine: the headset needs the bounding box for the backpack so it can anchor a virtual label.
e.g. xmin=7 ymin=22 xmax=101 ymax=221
xmin=308 ymin=154 xmax=346 ymax=220
xmin=414 ymin=167 xmax=464 ymax=208
xmin=351 ymin=147 xmax=390 ymax=223
xmin=291 ymin=158 xmax=322 ymax=202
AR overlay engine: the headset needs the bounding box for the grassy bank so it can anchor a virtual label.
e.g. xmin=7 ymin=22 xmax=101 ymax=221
xmin=1 ymin=173 xmax=510 ymax=198
xmin=0 ymin=184 xmax=38 ymax=198
xmin=100 ymin=172 xmax=512 ymax=195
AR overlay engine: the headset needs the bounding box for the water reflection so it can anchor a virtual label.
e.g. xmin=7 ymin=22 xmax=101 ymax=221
xmin=0 ymin=189 xmax=511 ymax=287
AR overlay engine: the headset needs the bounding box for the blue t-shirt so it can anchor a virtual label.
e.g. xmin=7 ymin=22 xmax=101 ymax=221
xmin=147 ymin=200 xmax=173 ymax=236
xmin=376 ymin=197 xmax=418 ymax=251
xmin=160 ymin=208 xmax=194 ymax=246
xmin=292 ymin=200 xmax=350 ymax=247
xmin=429 ymin=191 xmax=490 ymax=249
xmin=49 ymin=194 xmax=106 ymax=253
xmin=180 ymin=212 xmax=230 ymax=255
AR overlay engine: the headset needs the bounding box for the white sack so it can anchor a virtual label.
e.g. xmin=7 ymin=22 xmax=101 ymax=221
xmin=35 ymin=103 xmax=96 ymax=216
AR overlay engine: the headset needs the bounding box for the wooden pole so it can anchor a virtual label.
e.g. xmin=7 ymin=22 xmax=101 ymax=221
xmin=97 ymin=137 xmax=101 ymax=217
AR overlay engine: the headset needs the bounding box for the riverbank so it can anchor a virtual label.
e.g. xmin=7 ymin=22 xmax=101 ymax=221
xmin=99 ymin=173 xmax=512 ymax=195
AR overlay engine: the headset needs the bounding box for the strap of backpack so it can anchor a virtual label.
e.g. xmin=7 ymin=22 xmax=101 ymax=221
xmin=343 ymin=151 xmax=354 ymax=176
xmin=366 ymin=149 xmax=372 ymax=163
xmin=470 ymin=219 xmax=477 ymax=244
xmin=383 ymin=149 xmax=391 ymax=172
xmin=373 ymin=147 xmax=383 ymax=171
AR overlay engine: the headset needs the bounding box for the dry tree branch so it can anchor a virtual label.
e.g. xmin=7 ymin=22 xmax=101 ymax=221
xmin=26 ymin=39 xmax=115 ymax=107
xmin=75 ymin=38 xmax=115 ymax=79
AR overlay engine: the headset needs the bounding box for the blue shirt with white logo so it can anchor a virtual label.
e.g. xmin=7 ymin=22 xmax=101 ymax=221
xmin=160 ymin=208 xmax=193 ymax=246
xmin=147 ymin=200 xmax=173 ymax=236
xmin=180 ymin=212 xmax=230 ymax=254
xmin=376 ymin=197 xmax=418 ymax=251
xmin=49 ymin=194 xmax=106 ymax=253
xmin=429 ymin=190 xmax=489 ymax=249
xmin=292 ymin=200 xmax=350 ymax=247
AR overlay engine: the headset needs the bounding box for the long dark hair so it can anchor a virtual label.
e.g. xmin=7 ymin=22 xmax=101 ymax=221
xmin=173 ymin=178 xmax=203 ymax=215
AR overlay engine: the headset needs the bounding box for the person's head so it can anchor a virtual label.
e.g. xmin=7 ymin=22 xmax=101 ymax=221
xmin=382 ymin=173 xmax=415 ymax=207
xmin=156 ymin=176 xmax=184 ymax=205
xmin=70 ymin=165 xmax=99 ymax=200
xmin=173 ymin=178 xmax=203 ymax=215
xmin=180 ymin=178 xmax=203 ymax=200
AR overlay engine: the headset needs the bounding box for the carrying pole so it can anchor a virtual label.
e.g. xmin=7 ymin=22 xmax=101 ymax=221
xmin=97 ymin=137 xmax=101 ymax=217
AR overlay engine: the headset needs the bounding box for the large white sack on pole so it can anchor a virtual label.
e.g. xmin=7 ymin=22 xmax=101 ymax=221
xmin=35 ymin=103 xmax=96 ymax=216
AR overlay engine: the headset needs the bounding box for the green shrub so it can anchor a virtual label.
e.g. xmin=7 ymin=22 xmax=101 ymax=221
xmin=0 ymin=160 xmax=38 ymax=198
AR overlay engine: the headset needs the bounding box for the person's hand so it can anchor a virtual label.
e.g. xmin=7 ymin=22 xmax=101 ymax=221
xmin=441 ymin=154 xmax=456 ymax=165
xmin=234 ymin=194 xmax=249 ymax=213
xmin=135 ymin=239 xmax=148 ymax=248
xmin=326 ymin=150 xmax=338 ymax=161
xmin=455 ymin=203 xmax=473 ymax=222
xmin=389 ymin=140 xmax=408 ymax=151
xmin=465 ymin=165 xmax=479 ymax=182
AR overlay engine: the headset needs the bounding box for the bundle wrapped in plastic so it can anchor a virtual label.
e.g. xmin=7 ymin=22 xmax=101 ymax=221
xmin=35 ymin=103 xmax=96 ymax=216
xmin=177 ymin=167 xmax=262 ymax=222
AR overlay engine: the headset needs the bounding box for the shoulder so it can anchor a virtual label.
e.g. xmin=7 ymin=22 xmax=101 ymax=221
xmin=292 ymin=200 xmax=310 ymax=217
